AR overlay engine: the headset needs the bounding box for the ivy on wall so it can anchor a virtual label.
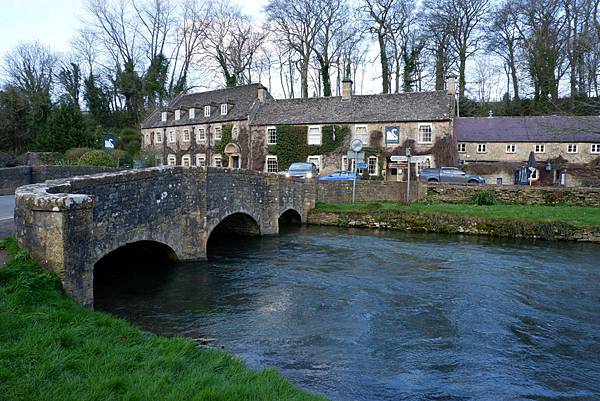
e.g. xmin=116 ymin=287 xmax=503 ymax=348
xmin=267 ymin=125 xmax=349 ymax=171
xmin=215 ymin=122 xmax=233 ymax=160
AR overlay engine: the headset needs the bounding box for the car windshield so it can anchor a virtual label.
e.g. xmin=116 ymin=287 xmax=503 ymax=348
xmin=289 ymin=163 xmax=312 ymax=172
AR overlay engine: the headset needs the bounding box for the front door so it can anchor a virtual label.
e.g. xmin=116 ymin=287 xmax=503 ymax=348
xmin=230 ymin=155 xmax=240 ymax=169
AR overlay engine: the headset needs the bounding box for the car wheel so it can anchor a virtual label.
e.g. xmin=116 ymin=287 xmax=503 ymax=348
xmin=428 ymin=178 xmax=438 ymax=182
xmin=468 ymin=179 xmax=478 ymax=184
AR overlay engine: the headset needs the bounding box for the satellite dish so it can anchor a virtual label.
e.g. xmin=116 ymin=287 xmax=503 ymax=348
xmin=351 ymin=139 xmax=363 ymax=152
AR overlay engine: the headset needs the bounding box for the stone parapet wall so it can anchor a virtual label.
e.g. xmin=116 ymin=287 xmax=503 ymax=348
xmin=316 ymin=180 xmax=423 ymax=204
xmin=0 ymin=166 xmax=31 ymax=195
xmin=425 ymin=183 xmax=600 ymax=206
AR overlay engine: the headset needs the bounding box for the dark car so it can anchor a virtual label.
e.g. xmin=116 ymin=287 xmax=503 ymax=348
xmin=319 ymin=170 xmax=360 ymax=181
xmin=419 ymin=167 xmax=485 ymax=184
xmin=286 ymin=162 xmax=319 ymax=179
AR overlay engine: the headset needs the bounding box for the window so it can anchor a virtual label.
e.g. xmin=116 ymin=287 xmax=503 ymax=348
xmin=267 ymin=126 xmax=277 ymax=145
xmin=221 ymin=103 xmax=228 ymax=115
xmin=167 ymin=154 xmax=176 ymax=166
xmin=368 ymin=156 xmax=378 ymax=176
xmin=161 ymin=111 xmax=167 ymax=122
xmin=183 ymin=129 xmax=190 ymax=142
xmin=418 ymin=124 xmax=432 ymax=143
xmin=506 ymin=144 xmax=516 ymax=153
xmin=567 ymin=144 xmax=578 ymax=153
xmin=535 ymin=144 xmax=545 ymax=153
xmin=204 ymin=105 xmax=210 ymax=117
xmin=196 ymin=154 xmax=206 ymax=167
xmin=189 ymin=108 xmax=195 ymax=119
xmin=213 ymin=155 xmax=222 ymax=167
xmin=169 ymin=130 xmax=176 ymax=143
xmin=197 ymin=127 xmax=206 ymax=143
xmin=307 ymin=126 xmax=321 ymax=145
xmin=181 ymin=155 xmax=191 ymax=166
xmin=457 ymin=143 xmax=466 ymax=153
xmin=232 ymin=126 xmax=238 ymax=138
xmin=214 ymin=126 xmax=222 ymax=141
xmin=155 ymin=131 xmax=163 ymax=143
xmin=307 ymin=155 xmax=321 ymax=171
xmin=591 ymin=144 xmax=600 ymax=154
xmin=145 ymin=133 xmax=150 ymax=145
xmin=266 ymin=156 xmax=278 ymax=173
xmin=175 ymin=109 xmax=181 ymax=120
xmin=477 ymin=143 xmax=487 ymax=153
xmin=341 ymin=156 xmax=355 ymax=171
xmin=354 ymin=125 xmax=368 ymax=144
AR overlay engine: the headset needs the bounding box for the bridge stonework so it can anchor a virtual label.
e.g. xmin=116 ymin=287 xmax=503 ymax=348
xmin=15 ymin=167 xmax=313 ymax=307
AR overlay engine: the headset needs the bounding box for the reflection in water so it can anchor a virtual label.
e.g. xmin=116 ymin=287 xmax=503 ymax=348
xmin=95 ymin=225 xmax=600 ymax=401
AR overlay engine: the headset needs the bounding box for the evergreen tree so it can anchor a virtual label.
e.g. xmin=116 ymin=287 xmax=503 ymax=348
xmin=36 ymin=101 xmax=95 ymax=153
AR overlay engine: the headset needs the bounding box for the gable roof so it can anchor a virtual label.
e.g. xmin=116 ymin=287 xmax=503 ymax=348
xmin=141 ymin=84 xmax=270 ymax=129
xmin=251 ymin=90 xmax=453 ymax=125
xmin=455 ymin=116 xmax=600 ymax=143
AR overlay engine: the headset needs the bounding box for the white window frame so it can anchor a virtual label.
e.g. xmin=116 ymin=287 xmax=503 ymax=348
xmin=477 ymin=143 xmax=487 ymax=153
xmin=567 ymin=144 xmax=578 ymax=154
xmin=204 ymin=105 xmax=211 ymax=117
xmin=266 ymin=155 xmax=278 ymax=173
xmin=155 ymin=131 xmax=163 ymax=144
xmin=307 ymin=126 xmax=322 ymax=145
xmin=591 ymin=144 xmax=600 ymax=154
xmin=161 ymin=111 xmax=167 ymax=122
xmin=168 ymin=130 xmax=176 ymax=143
xmin=220 ymin=103 xmax=228 ymax=115
xmin=197 ymin=127 xmax=206 ymax=143
xmin=266 ymin=126 xmax=277 ymax=145
xmin=189 ymin=108 xmax=195 ymax=119
xmin=457 ymin=143 xmax=466 ymax=153
xmin=214 ymin=126 xmax=222 ymax=141
xmin=196 ymin=153 xmax=206 ymax=167
xmin=368 ymin=156 xmax=378 ymax=176
xmin=213 ymin=154 xmax=222 ymax=167
xmin=306 ymin=155 xmax=321 ymax=171
xmin=354 ymin=125 xmax=369 ymax=144
xmin=418 ymin=123 xmax=433 ymax=144
xmin=341 ymin=155 xmax=355 ymax=171
xmin=167 ymin=154 xmax=176 ymax=166
xmin=181 ymin=155 xmax=191 ymax=167
xmin=175 ymin=109 xmax=181 ymax=121
xmin=534 ymin=144 xmax=546 ymax=153
xmin=506 ymin=144 xmax=516 ymax=154
xmin=183 ymin=129 xmax=190 ymax=142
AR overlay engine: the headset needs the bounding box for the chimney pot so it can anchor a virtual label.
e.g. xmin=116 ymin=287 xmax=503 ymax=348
xmin=257 ymin=86 xmax=266 ymax=103
xmin=447 ymin=74 xmax=457 ymax=96
xmin=342 ymin=79 xmax=353 ymax=101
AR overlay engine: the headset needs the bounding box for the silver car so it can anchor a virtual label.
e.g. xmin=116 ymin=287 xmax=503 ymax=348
xmin=419 ymin=167 xmax=485 ymax=184
xmin=285 ymin=162 xmax=319 ymax=179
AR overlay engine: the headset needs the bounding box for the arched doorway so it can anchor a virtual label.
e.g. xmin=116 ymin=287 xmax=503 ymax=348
xmin=224 ymin=143 xmax=242 ymax=169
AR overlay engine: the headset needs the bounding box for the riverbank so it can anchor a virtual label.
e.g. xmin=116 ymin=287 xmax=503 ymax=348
xmin=0 ymin=237 xmax=326 ymax=401
xmin=308 ymin=202 xmax=600 ymax=243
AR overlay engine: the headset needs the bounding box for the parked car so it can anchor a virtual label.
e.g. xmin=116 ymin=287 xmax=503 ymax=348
xmin=419 ymin=167 xmax=485 ymax=184
xmin=319 ymin=170 xmax=360 ymax=181
xmin=285 ymin=162 xmax=319 ymax=179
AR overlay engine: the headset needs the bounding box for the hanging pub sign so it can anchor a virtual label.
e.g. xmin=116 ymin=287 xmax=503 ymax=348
xmin=385 ymin=126 xmax=400 ymax=144
xmin=104 ymin=134 xmax=116 ymax=150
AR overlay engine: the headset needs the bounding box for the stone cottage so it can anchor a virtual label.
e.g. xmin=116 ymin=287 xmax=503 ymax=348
xmin=141 ymin=79 xmax=458 ymax=180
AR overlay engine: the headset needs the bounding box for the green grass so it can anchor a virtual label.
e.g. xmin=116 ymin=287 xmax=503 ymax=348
xmin=0 ymin=237 xmax=326 ymax=401
xmin=314 ymin=202 xmax=600 ymax=228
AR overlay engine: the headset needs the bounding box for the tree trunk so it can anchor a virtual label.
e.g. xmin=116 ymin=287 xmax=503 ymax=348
xmin=458 ymin=48 xmax=467 ymax=98
xmin=378 ymin=32 xmax=390 ymax=94
xmin=434 ymin=42 xmax=446 ymax=91
xmin=301 ymin=55 xmax=310 ymax=98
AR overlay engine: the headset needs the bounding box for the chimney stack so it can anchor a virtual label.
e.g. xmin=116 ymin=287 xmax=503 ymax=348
xmin=257 ymin=85 xmax=266 ymax=103
xmin=342 ymin=78 xmax=353 ymax=101
xmin=447 ymin=74 xmax=457 ymax=96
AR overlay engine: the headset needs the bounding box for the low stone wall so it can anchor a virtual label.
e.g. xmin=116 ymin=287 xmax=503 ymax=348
xmin=0 ymin=165 xmax=119 ymax=195
xmin=425 ymin=183 xmax=600 ymax=207
xmin=308 ymin=210 xmax=600 ymax=243
xmin=316 ymin=180 xmax=423 ymax=204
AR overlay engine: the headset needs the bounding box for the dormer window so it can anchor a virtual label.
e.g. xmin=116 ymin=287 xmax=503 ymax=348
xmin=221 ymin=103 xmax=228 ymax=115
xmin=189 ymin=108 xmax=195 ymax=119
xmin=204 ymin=105 xmax=211 ymax=117
xmin=175 ymin=109 xmax=181 ymax=121
xmin=161 ymin=111 xmax=167 ymax=122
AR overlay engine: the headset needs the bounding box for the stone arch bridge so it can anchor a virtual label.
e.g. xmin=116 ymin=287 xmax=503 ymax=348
xmin=15 ymin=167 xmax=315 ymax=307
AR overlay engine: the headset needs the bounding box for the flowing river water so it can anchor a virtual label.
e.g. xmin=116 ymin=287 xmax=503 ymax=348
xmin=95 ymin=225 xmax=600 ymax=401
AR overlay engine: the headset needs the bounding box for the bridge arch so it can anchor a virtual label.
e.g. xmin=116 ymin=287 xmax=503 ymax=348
xmin=279 ymin=208 xmax=302 ymax=224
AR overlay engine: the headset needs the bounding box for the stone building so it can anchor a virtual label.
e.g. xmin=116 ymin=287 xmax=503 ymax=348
xmin=141 ymin=79 xmax=457 ymax=180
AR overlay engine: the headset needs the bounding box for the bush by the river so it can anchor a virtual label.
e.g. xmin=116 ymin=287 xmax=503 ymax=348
xmin=78 ymin=149 xmax=130 ymax=168
xmin=65 ymin=147 xmax=93 ymax=162
xmin=472 ymin=190 xmax=497 ymax=206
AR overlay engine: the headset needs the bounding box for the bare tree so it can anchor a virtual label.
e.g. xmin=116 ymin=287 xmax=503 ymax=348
xmin=133 ymin=0 xmax=175 ymax=63
xmin=3 ymin=41 xmax=57 ymax=95
xmin=488 ymin=1 xmax=521 ymax=99
xmin=421 ymin=0 xmax=455 ymax=90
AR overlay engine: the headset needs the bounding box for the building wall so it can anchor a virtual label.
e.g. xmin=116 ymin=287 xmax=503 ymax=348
xmin=458 ymin=141 xmax=600 ymax=164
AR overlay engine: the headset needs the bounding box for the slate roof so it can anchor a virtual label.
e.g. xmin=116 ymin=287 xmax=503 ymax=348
xmin=455 ymin=116 xmax=600 ymax=143
xmin=251 ymin=90 xmax=452 ymax=125
xmin=141 ymin=84 xmax=270 ymax=129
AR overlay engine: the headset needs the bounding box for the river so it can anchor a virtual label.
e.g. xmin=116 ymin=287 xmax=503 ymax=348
xmin=95 ymin=225 xmax=600 ymax=401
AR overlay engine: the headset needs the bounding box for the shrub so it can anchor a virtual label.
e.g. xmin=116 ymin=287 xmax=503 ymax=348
xmin=78 ymin=150 xmax=119 ymax=167
xmin=472 ymin=190 xmax=497 ymax=206
xmin=65 ymin=147 xmax=92 ymax=161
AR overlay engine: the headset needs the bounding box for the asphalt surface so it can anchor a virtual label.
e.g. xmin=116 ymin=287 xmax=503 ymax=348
xmin=0 ymin=195 xmax=15 ymax=238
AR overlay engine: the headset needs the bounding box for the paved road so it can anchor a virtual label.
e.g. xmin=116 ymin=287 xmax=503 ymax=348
xmin=0 ymin=195 xmax=15 ymax=238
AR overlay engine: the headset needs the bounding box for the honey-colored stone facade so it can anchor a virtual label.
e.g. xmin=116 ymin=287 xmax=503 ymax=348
xmin=458 ymin=141 xmax=600 ymax=164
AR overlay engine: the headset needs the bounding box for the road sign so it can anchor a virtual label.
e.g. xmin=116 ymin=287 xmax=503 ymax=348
xmin=357 ymin=163 xmax=368 ymax=169
xmin=388 ymin=163 xmax=405 ymax=169
xmin=351 ymin=139 xmax=363 ymax=152
xmin=346 ymin=151 xmax=365 ymax=161
xmin=390 ymin=155 xmax=405 ymax=162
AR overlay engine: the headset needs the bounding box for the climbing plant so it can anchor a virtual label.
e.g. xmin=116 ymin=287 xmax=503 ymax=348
xmin=215 ymin=122 xmax=233 ymax=160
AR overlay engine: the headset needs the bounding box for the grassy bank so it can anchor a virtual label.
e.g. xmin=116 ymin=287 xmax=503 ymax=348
xmin=314 ymin=202 xmax=600 ymax=229
xmin=0 ymin=238 xmax=325 ymax=401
